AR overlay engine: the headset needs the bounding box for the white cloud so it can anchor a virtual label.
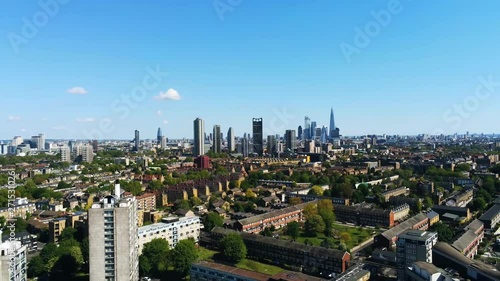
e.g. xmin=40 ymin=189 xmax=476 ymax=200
xmin=153 ymin=88 xmax=181 ymax=101
xmin=41 ymin=117 xmax=49 ymax=121
xmin=76 ymin=117 xmax=96 ymax=123
xmin=52 ymin=126 xmax=66 ymax=130
xmin=157 ymin=110 xmax=162 ymax=116
xmin=163 ymin=120 xmax=169 ymax=124
xmin=67 ymin=86 xmax=88 ymax=95
xmin=8 ymin=115 xmax=21 ymax=121
xmin=20 ymin=128 xmax=26 ymax=132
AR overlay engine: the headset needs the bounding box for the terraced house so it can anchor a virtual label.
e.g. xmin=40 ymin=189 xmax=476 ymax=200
xmin=211 ymin=227 xmax=351 ymax=276
xmin=234 ymin=202 xmax=311 ymax=234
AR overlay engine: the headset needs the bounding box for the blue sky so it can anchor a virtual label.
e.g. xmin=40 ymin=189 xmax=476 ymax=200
xmin=1 ymin=0 xmax=500 ymax=140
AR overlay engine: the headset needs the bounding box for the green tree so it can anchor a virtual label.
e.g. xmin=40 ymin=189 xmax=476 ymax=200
xmin=27 ymin=256 xmax=47 ymax=278
xmin=304 ymin=215 xmax=325 ymax=237
xmin=202 ymin=212 xmax=224 ymax=231
xmin=471 ymin=197 xmax=487 ymax=212
xmin=303 ymin=203 xmax=318 ymax=220
xmin=139 ymin=255 xmax=152 ymax=277
xmin=15 ymin=217 xmax=27 ymax=233
xmin=220 ymin=233 xmax=247 ymax=263
xmin=170 ymin=239 xmax=198 ymax=276
xmin=430 ymin=222 xmax=454 ymax=243
xmin=59 ymin=227 xmax=77 ymax=242
xmin=148 ymin=180 xmax=163 ymax=190
xmin=40 ymin=243 xmax=59 ymax=263
xmin=260 ymin=227 xmax=273 ymax=237
xmin=320 ymin=238 xmax=336 ymax=249
xmin=308 ymin=185 xmax=324 ymax=196
xmin=289 ymin=197 xmax=302 ymax=206
xmin=286 ymin=221 xmax=300 ymax=240
xmin=50 ymin=246 xmax=84 ymax=280
xmin=140 ymin=238 xmax=170 ymax=278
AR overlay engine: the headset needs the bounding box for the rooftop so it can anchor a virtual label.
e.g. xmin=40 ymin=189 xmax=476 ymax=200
xmin=212 ymin=227 xmax=348 ymax=260
xmin=452 ymin=230 xmax=478 ymax=253
xmin=380 ymin=213 xmax=428 ymax=240
xmin=399 ymin=230 xmax=437 ymax=241
xmin=192 ymin=261 xmax=269 ymax=281
xmin=480 ymin=203 xmax=500 ymax=221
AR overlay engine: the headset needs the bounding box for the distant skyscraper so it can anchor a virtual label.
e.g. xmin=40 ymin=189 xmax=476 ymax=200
xmin=298 ymin=126 xmax=303 ymax=140
xmin=227 ymin=127 xmax=235 ymax=152
xmin=304 ymin=116 xmax=311 ymax=140
xmin=329 ymin=107 xmax=336 ymax=138
xmin=31 ymin=133 xmax=45 ymax=150
xmin=285 ymin=130 xmax=297 ymax=152
xmin=134 ymin=130 xmax=140 ymax=151
xmin=89 ymin=182 xmax=139 ymax=281
xmin=194 ymin=118 xmax=205 ymax=156
xmin=311 ymin=121 xmax=317 ymax=139
xmin=252 ymin=118 xmax=263 ymax=156
xmin=241 ymin=136 xmax=249 ymax=157
xmin=267 ymin=135 xmax=276 ymax=154
xmin=212 ymin=125 xmax=221 ymax=153
xmin=157 ymin=127 xmax=162 ymax=144
xmin=321 ymin=126 xmax=327 ymax=143
xmin=160 ymin=136 xmax=167 ymax=149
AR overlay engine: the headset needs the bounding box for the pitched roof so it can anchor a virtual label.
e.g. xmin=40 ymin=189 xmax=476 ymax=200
xmin=480 ymin=204 xmax=500 ymax=221
xmin=452 ymin=230 xmax=478 ymax=253
xmin=380 ymin=213 xmax=427 ymax=240
xmin=211 ymin=227 xmax=348 ymax=260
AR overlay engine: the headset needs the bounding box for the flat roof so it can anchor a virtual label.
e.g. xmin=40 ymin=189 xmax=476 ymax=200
xmin=192 ymin=261 xmax=269 ymax=281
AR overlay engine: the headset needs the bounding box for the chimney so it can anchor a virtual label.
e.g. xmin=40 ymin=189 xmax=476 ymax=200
xmin=115 ymin=180 xmax=121 ymax=199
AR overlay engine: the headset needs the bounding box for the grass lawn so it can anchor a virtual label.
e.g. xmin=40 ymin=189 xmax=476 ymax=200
xmin=236 ymin=259 xmax=284 ymax=276
xmin=196 ymin=247 xmax=217 ymax=261
xmin=196 ymin=246 xmax=284 ymax=276
xmin=281 ymin=224 xmax=379 ymax=251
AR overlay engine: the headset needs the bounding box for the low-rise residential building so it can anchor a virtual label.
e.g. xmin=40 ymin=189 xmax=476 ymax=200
xmin=191 ymin=261 xmax=269 ymax=281
xmin=234 ymin=203 xmax=311 ymax=234
xmin=446 ymin=189 xmax=473 ymax=208
xmin=284 ymin=192 xmax=349 ymax=206
xmin=137 ymin=215 xmax=201 ymax=254
xmin=0 ymin=198 xmax=36 ymax=220
xmin=1 ymin=231 xmax=37 ymax=252
xmin=431 ymin=205 xmax=471 ymax=222
xmin=210 ymin=227 xmax=351 ymax=276
xmin=427 ymin=211 xmax=440 ymax=226
xmin=479 ymin=203 xmax=500 ymax=230
xmin=135 ymin=193 xmax=157 ymax=211
xmin=381 ymin=187 xmax=410 ymax=201
xmin=392 ymin=204 xmax=410 ymax=222
xmin=451 ymin=219 xmax=484 ymax=259
xmin=49 ymin=217 xmax=67 ymax=243
xmin=335 ymin=204 xmax=394 ymax=228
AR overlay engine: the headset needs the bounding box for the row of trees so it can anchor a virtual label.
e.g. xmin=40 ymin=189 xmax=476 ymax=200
xmin=140 ymin=234 xmax=247 ymax=279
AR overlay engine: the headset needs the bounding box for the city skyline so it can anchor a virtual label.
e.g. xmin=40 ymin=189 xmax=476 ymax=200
xmin=2 ymin=1 xmax=500 ymax=139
